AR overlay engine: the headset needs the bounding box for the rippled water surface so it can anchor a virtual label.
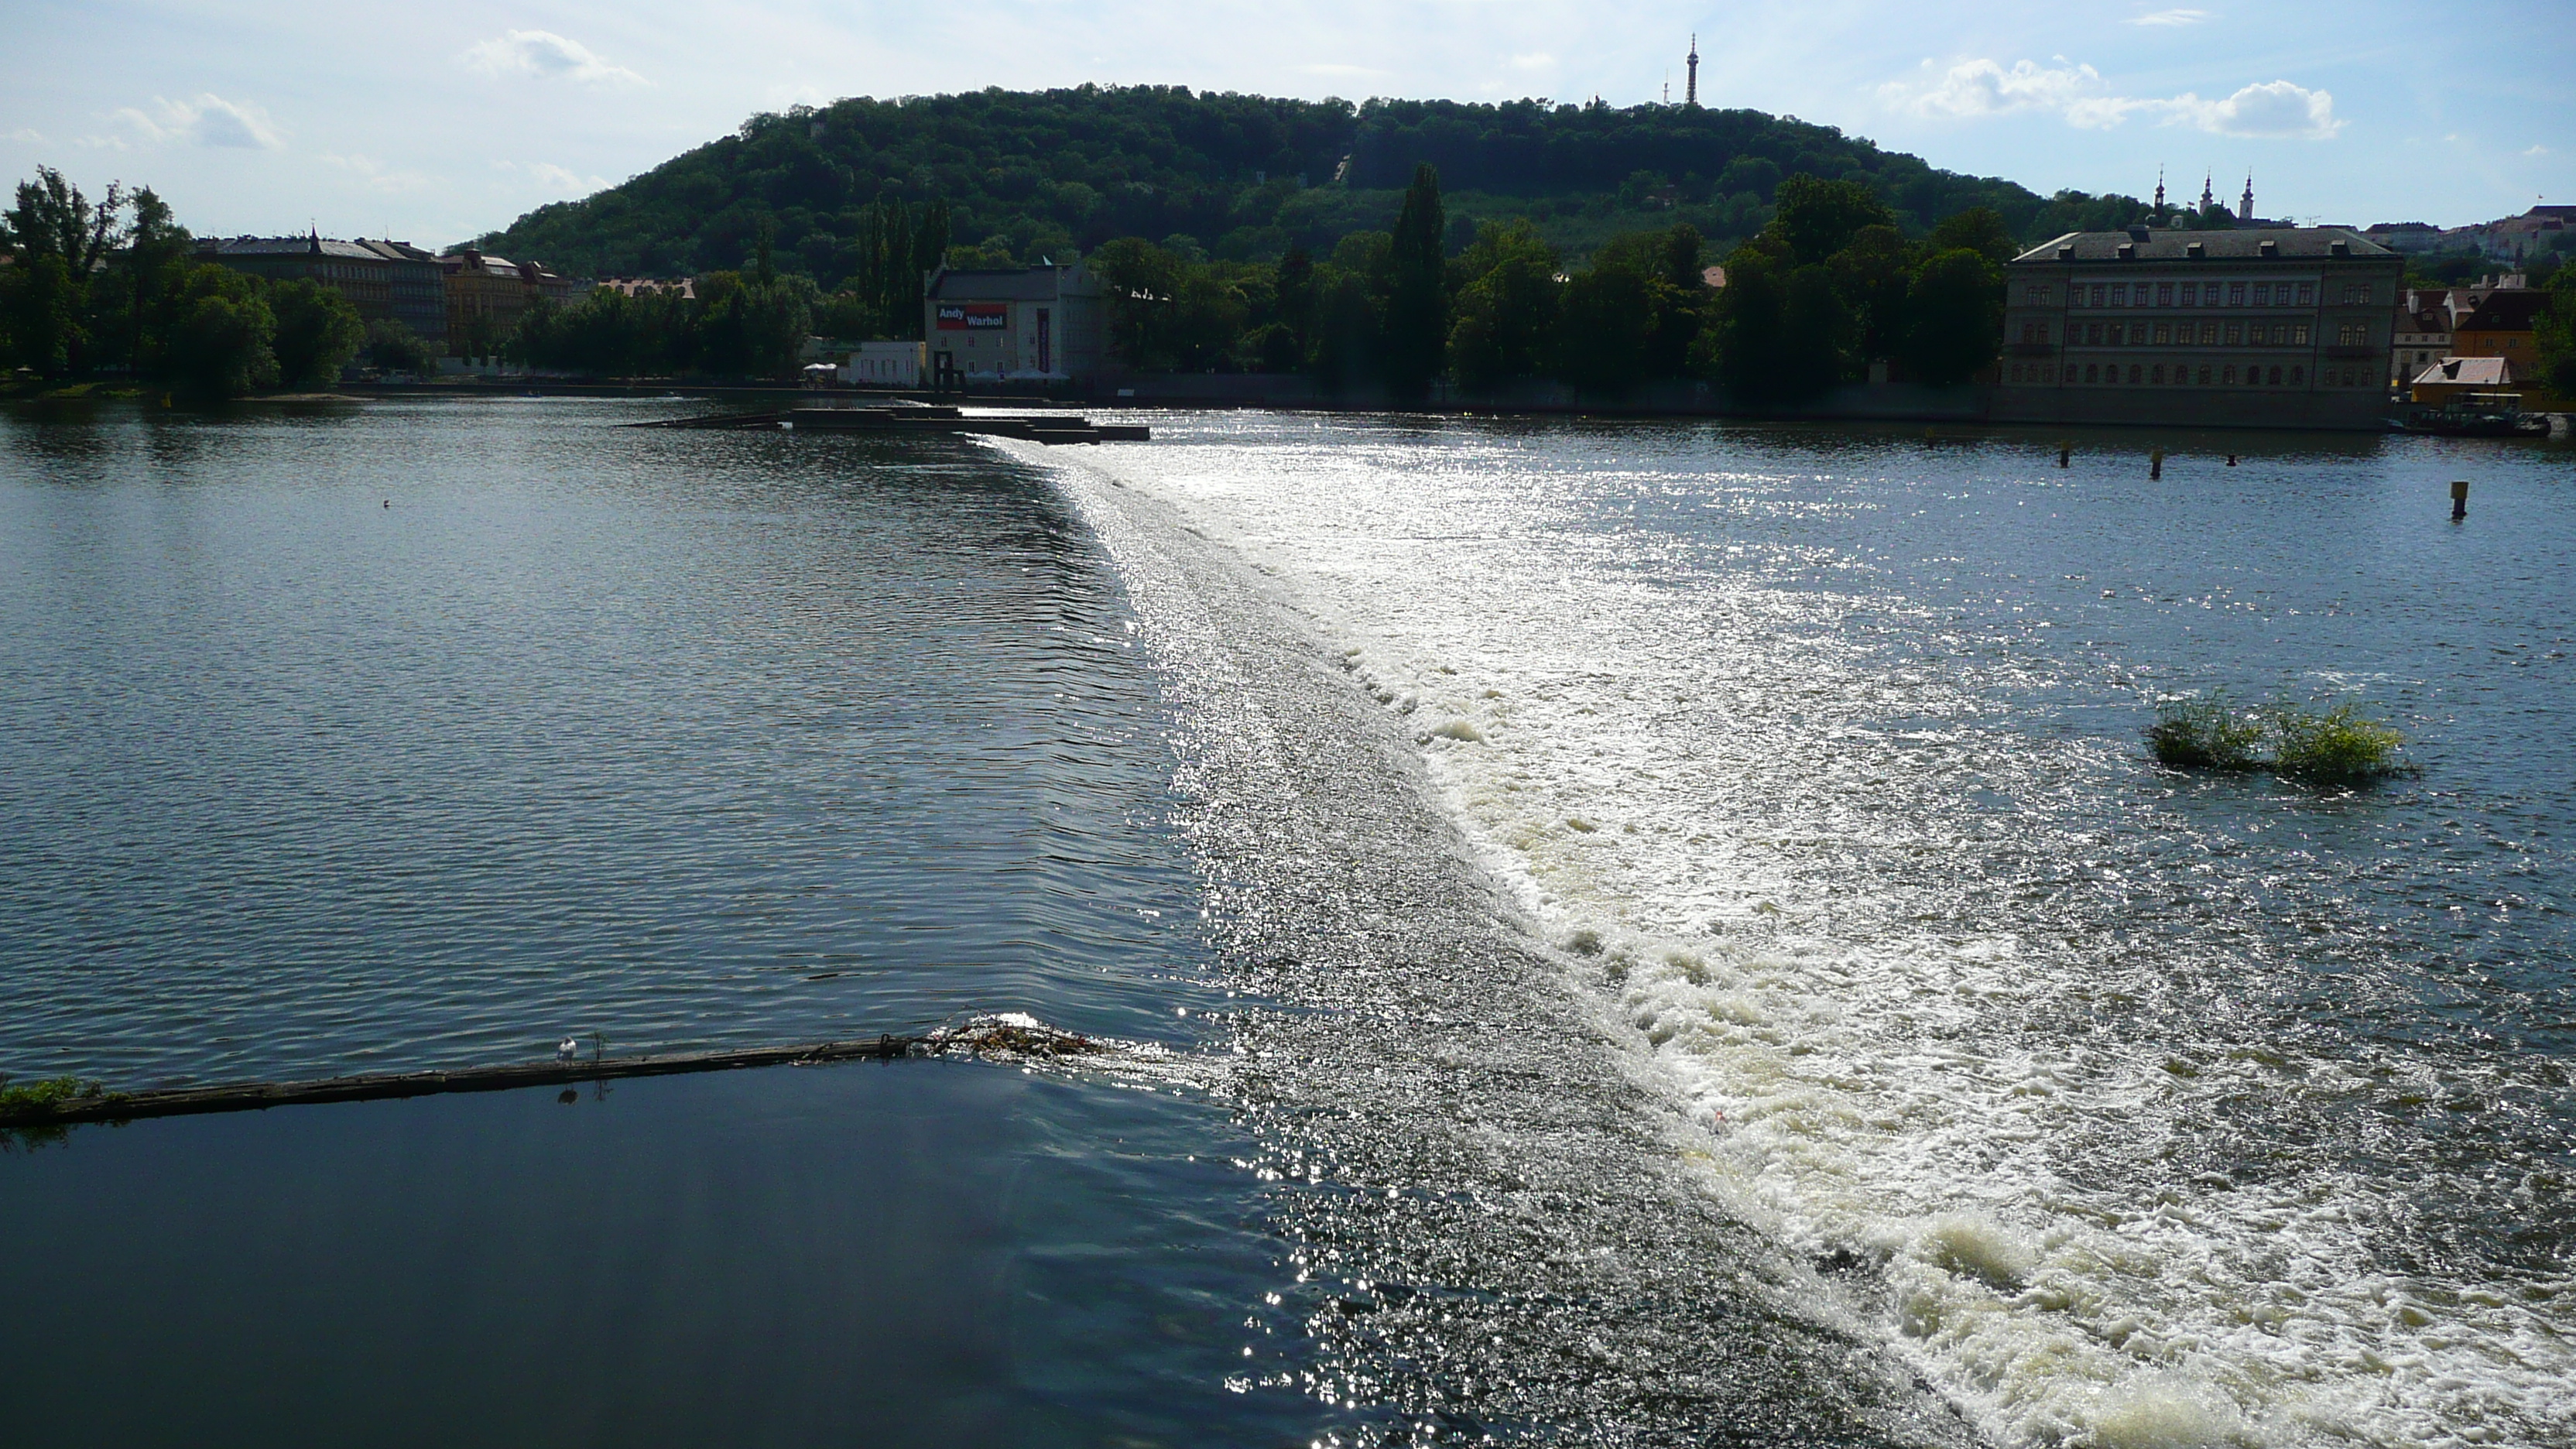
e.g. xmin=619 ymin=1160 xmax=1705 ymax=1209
xmin=1023 ymin=416 xmax=2576 ymax=1447
xmin=8 ymin=399 xmax=2573 ymax=1447
xmin=1 ymin=400 xmax=1214 ymax=1082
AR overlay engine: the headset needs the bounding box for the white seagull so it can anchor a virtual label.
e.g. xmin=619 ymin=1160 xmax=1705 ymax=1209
xmin=557 ymin=1036 xmax=580 ymax=1060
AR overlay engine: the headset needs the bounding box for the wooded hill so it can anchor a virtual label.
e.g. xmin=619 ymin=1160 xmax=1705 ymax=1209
xmin=470 ymin=85 xmax=2154 ymax=284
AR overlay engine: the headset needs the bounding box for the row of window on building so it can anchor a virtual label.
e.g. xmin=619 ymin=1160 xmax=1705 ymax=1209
xmin=2022 ymin=319 xmax=2356 ymax=348
xmin=2006 ymin=361 xmax=2379 ymax=388
xmin=2023 ymin=279 xmax=2376 ymax=310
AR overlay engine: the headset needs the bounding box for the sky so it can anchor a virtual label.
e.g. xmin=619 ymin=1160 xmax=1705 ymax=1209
xmin=3 ymin=0 xmax=2567 ymax=251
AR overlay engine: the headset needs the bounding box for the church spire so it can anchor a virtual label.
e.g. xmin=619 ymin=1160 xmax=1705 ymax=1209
xmin=2241 ymin=172 xmax=2256 ymax=223
xmin=2199 ymin=172 xmax=2215 ymax=211
xmin=1686 ymin=35 xmax=1699 ymax=107
xmin=2154 ymin=168 xmax=2167 ymax=216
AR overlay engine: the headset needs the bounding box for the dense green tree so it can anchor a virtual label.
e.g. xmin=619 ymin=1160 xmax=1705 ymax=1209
xmin=104 ymin=187 xmax=193 ymax=375
xmin=1926 ymin=207 xmax=2016 ymax=267
xmin=1828 ymin=224 xmax=1912 ymax=362
xmin=2535 ymin=269 xmax=2576 ymax=401
xmin=170 ymin=292 xmax=277 ymax=399
xmin=816 ymin=198 xmax=948 ymax=339
xmin=1382 ymin=164 xmax=1448 ymax=399
xmin=1554 ymin=263 xmax=1661 ymax=395
xmin=1089 ymin=236 xmax=1189 ymax=368
xmin=689 ymin=270 xmax=816 ymax=378
xmin=1553 ymin=222 xmax=1709 ymax=392
xmin=269 ymin=279 xmax=366 ymax=387
xmin=363 ymin=317 xmax=438 ymax=375
xmin=456 ymin=310 xmax=505 ymax=365
xmin=1776 ymin=264 xmax=1854 ymax=399
xmin=3 ymin=167 xmax=125 ymax=276
xmin=514 ymin=286 xmax=694 ymax=376
xmin=1153 ymin=264 xmax=1249 ymax=370
xmin=2 ymin=253 xmax=80 ymax=376
xmin=1309 ymin=263 xmax=1383 ymax=391
xmin=1272 ymin=243 xmax=1317 ymax=362
xmin=1697 ymin=248 xmax=1783 ymax=399
xmin=1899 ymin=248 xmax=2004 ymax=386
xmin=471 ymin=87 xmax=2065 ymax=291
xmin=1 ymin=167 xmax=132 ymax=377
xmin=1697 ymin=247 xmax=1848 ymax=404
xmin=1771 ymin=176 xmax=1896 ymax=266
xmin=1445 ymin=220 xmax=1560 ymax=389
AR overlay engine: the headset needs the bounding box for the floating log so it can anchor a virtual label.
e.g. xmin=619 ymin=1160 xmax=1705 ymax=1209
xmin=0 ymin=1018 xmax=1105 ymax=1130
xmin=635 ymin=406 xmax=1149 ymax=444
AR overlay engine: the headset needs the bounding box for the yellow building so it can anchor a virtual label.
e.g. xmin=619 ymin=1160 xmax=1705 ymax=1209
xmin=439 ymin=248 xmax=584 ymax=358
xmin=2449 ymin=289 xmax=2546 ymax=372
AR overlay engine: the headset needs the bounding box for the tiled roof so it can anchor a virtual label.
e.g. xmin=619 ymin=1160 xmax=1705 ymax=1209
xmin=356 ymin=238 xmax=438 ymax=262
xmin=2454 ymin=290 xmax=2549 ymax=332
xmin=2011 ymin=228 xmax=2396 ymax=264
xmin=2413 ymin=356 xmax=2515 ymax=386
xmin=199 ymin=235 xmax=384 ymax=261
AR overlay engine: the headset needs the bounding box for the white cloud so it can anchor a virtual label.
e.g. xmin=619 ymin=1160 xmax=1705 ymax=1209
xmin=1508 ymin=53 xmax=1556 ymax=74
xmin=765 ymin=82 xmax=832 ymax=108
xmin=2527 ymin=144 xmax=2551 ymax=156
xmin=2127 ymin=9 xmax=2211 ymax=25
xmin=1883 ymin=60 xmax=2341 ymax=139
xmin=498 ymin=159 xmax=612 ymax=197
xmin=2153 ymin=80 xmax=2345 ymax=139
xmin=321 ymin=152 xmax=429 ymax=194
xmin=105 ymin=94 xmax=284 ymax=149
xmin=1881 ymin=58 xmax=2101 ymax=118
xmin=5 ymin=127 xmax=43 ymax=143
xmin=463 ymin=30 xmax=643 ymax=84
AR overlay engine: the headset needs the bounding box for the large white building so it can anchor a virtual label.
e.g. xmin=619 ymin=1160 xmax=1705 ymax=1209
xmin=921 ymin=263 xmax=1108 ymax=385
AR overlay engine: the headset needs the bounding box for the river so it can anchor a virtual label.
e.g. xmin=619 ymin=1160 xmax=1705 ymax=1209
xmin=3 ymin=398 xmax=2569 ymax=1447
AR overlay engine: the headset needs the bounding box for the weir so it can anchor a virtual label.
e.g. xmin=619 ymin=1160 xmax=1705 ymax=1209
xmin=636 ymin=404 xmax=1149 ymax=444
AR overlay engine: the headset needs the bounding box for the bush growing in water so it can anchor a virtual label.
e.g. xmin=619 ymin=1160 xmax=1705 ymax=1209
xmin=2147 ymin=694 xmax=2413 ymax=784
xmin=2266 ymin=701 xmax=2410 ymax=784
xmin=2145 ymin=694 xmax=2265 ymax=771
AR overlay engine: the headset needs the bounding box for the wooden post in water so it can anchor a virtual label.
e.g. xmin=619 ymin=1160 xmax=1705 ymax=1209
xmin=2057 ymin=443 xmax=2071 ymax=469
xmin=2451 ymin=480 xmax=2469 ymax=520
xmin=2150 ymin=448 xmax=2164 ymax=480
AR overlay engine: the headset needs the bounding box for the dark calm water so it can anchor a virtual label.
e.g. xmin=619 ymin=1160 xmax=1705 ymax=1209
xmin=0 ymin=402 xmax=1213 ymax=1081
xmin=5 ymin=399 xmax=2573 ymax=1447
xmin=0 ymin=399 xmax=1307 ymax=1447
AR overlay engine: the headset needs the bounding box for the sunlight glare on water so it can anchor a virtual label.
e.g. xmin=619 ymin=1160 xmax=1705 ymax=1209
xmin=1027 ymin=414 xmax=2576 ymax=1448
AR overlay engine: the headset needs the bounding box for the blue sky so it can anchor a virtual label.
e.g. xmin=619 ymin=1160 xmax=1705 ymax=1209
xmin=3 ymin=0 xmax=2567 ymax=250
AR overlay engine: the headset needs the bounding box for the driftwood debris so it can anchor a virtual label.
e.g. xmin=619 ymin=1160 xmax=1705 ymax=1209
xmin=635 ymin=405 xmax=1149 ymax=444
xmin=1 ymin=1016 xmax=1107 ymax=1131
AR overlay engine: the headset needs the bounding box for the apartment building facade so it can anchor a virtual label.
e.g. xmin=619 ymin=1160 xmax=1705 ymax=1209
xmin=1993 ymin=228 xmax=2405 ymax=430
xmin=197 ymin=232 xmax=396 ymax=323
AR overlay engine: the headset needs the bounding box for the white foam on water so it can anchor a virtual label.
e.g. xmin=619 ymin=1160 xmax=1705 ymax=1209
xmin=1012 ymin=423 xmax=2576 ymax=1448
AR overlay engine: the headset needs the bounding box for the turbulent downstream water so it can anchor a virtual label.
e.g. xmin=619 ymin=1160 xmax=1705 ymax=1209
xmin=3 ymin=399 xmax=2571 ymax=1447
